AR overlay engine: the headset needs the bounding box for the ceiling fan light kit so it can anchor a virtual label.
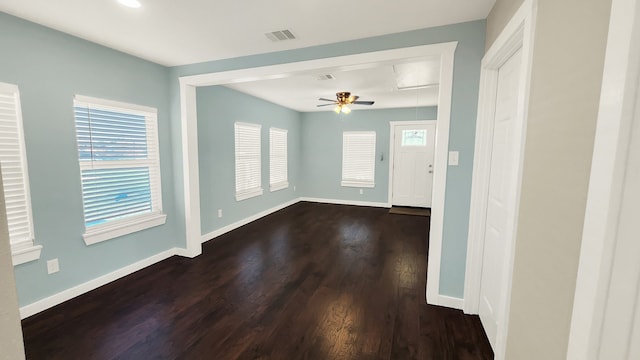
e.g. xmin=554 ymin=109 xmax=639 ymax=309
xmin=334 ymin=104 xmax=352 ymax=114
xmin=318 ymin=91 xmax=375 ymax=115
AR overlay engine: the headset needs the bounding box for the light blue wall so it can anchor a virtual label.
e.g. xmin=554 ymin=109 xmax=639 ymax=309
xmin=300 ymin=107 xmax=437 ymax=203
xmin=0 ymin=13 xmax=179 ymax=306
xmin=171 ymin=20 xmax=485 ymax=298
xmin=197 ymin=86 xmax=301 ymax=236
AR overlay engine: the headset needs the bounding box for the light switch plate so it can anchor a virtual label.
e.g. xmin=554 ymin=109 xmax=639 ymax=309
xmin=449 ymin=151 xmax=460 ymax=166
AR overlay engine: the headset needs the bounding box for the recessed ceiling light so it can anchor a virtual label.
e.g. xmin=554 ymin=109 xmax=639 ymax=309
xmin=117 ymin=0 xmax=142 ymax=8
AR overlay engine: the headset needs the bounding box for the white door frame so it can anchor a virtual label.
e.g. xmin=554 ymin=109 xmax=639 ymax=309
xmin=463 ymin=0 xmax=537 ymax=358
xmin=388 ymin=120 xmax=437 ymax=207
xmin=177 ymin=43 xmax=459 ymax=309
xmin=567 ymin=0 xmax=640 ymax=357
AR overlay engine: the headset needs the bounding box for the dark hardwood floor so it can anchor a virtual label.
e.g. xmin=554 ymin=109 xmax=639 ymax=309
xmin=22 ymin=202 xmax=493 ymax=360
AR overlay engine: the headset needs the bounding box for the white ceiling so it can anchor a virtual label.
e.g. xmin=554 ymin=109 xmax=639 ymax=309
xmin=225 ymin=56 xmax=442 ymax=112
xmin=0 ymin=0 xmax=495 ymax=67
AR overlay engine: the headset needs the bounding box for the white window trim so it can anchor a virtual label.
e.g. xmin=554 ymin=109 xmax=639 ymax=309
xmin=11 ymin=245 xmax=43 ymax=266
xmin=341 ymin=180 xmax=376 ymax=188
xmin=0 ymin=82 xmax=42 ymax=266
xmin=341 ymin=131 xmax=376 ymax=188
xmin=83 ymin=212 xmax=166 ymax=245
xmin=270 ymin=182 xmax=289 ymax=192
xmin=235 ymin=122 xmax=263 ymax=201
xmin=269 ymin=127 xmax=289 ymax=192
xmin=235 ymin=188 xmax=264 ymax=202
xmin=74 ymin=95 xmax=165 ymax=245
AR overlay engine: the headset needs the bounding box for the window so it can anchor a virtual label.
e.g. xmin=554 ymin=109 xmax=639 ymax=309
xmin=402 ymin=129 xmax=427 ymax=146
xmin=0 ymin=82 xmax=41 ymax=265
xmin=269 ymin=127 xmax=288 ymax=192
xmin=342 ymin=131 xmax=376 ymax=188
xmin=235 ymin=122 xmax=263 ymax=201
xmin=73 ymin=95 xmax=165 ymax=245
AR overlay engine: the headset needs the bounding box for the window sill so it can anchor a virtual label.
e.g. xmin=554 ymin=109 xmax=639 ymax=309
xmin=236 ymin=188 xmax=264 ymax=201
xmin=12 ymin=244 xmax=43 ymax=266
xmin=83 ymin=213 xmax=167 ymax=246
xmin=341 ymin=181 xmax=375 ymax=188
xmin=270 ymin=182 xmax=289 ymax=192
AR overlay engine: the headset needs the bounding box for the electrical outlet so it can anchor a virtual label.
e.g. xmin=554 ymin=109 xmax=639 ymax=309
xmin=47 ymin=259 xmax=59 ymax=274
xmin=217 ymin=209 xmax=223 ymax=218
xmin=359 ymin=189 xmax=363 ymax=195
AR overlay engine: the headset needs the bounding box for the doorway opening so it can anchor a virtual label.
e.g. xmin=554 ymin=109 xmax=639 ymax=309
xmin=178 ymin=42 xmax=457 ymax=308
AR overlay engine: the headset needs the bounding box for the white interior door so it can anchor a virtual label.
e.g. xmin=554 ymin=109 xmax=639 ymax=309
xmin=391 ymin=123 xmax=436 ymax=207
xmin=478 ymin=48 xmax=523 ymax=348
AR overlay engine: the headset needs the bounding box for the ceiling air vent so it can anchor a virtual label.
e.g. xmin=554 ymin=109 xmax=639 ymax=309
xmin=265 ymin=29 xmax=297 ymax=42
xmin=316 ymin=74 xmax=336 ymax=81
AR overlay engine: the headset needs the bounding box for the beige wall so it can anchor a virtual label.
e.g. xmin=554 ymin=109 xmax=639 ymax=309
xmin=485 ymin=0 xmax=612 ymax=359
xmin=485 ymin=0 xmax=525 ymax=49
xmin=0 ymin=171 xmax=26 ymax=360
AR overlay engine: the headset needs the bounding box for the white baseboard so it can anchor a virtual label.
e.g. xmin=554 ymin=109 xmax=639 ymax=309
xmin=432 ymin=294 xmax=465 ymax=310
xmin=300 ymin=197 xmax=391 ymax=208
xmin=174 ymin=247 xmax=201 ymax=258
xmin=200 ymin=198 xmax=301 ymax=243
xmin=19 ymin=248 xmax=177 ymax=319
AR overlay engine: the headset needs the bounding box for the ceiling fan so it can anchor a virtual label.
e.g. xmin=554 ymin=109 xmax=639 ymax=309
xmin=317 ymin=91 xmax=375 ymax=114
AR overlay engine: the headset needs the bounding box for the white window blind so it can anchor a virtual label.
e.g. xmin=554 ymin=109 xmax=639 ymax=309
xmin=269 ymin=127 xmax=288 ymax=192
xmin=0 ymin=82 xmax=40 ymax=265
xmin=342 ymin=131 xmax=376 ymax=188
xmin=235 ymin=122 xmax=263 ymax=201
xmin=74 ymin=95 xmax=165 ymax=245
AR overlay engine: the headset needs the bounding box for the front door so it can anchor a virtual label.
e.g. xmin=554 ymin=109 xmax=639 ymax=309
xmin=479 ymin=47 xmax=523 ymax=348
xmin=391 ymin=123 xmax=436 ymax=207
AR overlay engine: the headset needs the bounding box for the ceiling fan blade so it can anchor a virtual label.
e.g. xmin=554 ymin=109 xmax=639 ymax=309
xmin=348 ymin=95 xmax=359 ymax=103
xmin=317 ymin=104 xmax=335 ymax=107
xmin=352 ymin=101 xmax=375 ymax=105
xmin=318 ymin=98 xmax=336 ymax=102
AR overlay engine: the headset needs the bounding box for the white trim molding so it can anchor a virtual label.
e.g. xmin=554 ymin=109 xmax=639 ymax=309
xmin=300 ymin=197 xmax=390 ymax=208
xmin=463 ymin=0 xmax=537 ymax=358
xmin=73 ymin=94 xmax=157 ymax=115
xmin=269 ymin=182 xmax=289 ymax=192
xmin=340 ymin=181 xmax=375 ymax=188
xmin=425 ymin=43 xmax=457 ymax=308
xmin=19 ymin=248 xmax=177 ymax=319
xmin=178 ymin=83 xmax=202 ymax=258
xmin=235 ymin=188 xmax=264 ymax=202
xmin=567 ymin=0 xmax=640 ymax=358
xmin=11 ymin=245 xmax=42 ymax=266
xmin=83 ymin=213 xmax=167 ymax=245
xmin=201 ymin=199 xmax=299 ymax=243
xmin=436 ymin=295 xmax=465 ymax=310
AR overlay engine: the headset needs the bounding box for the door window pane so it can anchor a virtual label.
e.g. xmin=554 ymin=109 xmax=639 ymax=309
xmin=402 ymin=129 xmax=427 ymax=146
